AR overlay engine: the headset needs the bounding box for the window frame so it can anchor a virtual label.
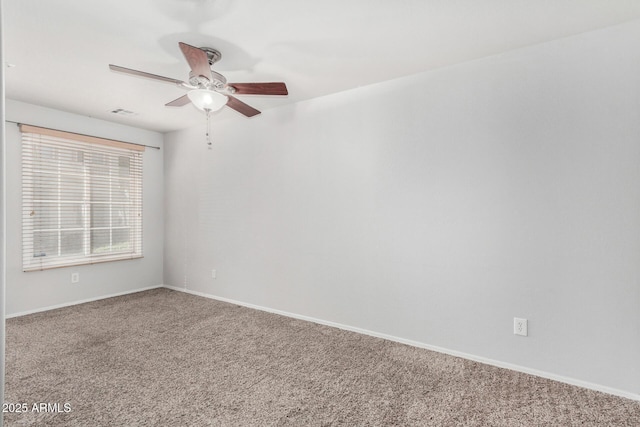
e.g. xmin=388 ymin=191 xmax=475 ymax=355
xmin=21 ymin=124 xmax=144 ymax=271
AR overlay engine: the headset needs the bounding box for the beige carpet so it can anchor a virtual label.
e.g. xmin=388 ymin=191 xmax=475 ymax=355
xmin=4 ymin=288 xmax=640 ymax=426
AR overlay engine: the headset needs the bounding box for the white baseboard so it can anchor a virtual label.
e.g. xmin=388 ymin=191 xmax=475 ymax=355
xmin=163 ymin=284 xmax=640 ymax=402
xmin=6 ymin=285 xmax=164 ymax=319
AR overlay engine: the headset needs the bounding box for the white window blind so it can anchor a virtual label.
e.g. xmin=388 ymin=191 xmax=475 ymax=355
xmin=21 ymin=124 xmax=144 ymax=271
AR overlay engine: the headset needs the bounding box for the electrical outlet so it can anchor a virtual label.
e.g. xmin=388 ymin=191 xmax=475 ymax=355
xmin=211 ymin=269 xmax=217 ymax=279
xmin=514 ymin=318 xmax=528 ymax=336
xmin=71 ymin=272 xmax=80 ymax=284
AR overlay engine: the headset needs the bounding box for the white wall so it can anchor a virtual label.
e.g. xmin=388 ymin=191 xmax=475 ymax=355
xmin=5 ymin=100 xmax=164 ymax=316
xmin=164 ymin=20 xmax=640 ymax=396
xmin=1 ymin=0 xmax=6 ymax=421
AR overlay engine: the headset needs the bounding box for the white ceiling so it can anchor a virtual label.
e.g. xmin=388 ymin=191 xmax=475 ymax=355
xmin=5 ymin=0 xmax=640 ymax=133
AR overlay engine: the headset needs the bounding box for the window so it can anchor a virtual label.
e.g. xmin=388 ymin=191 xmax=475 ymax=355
xmin=21 ymin=124 xmax=143 ymax=271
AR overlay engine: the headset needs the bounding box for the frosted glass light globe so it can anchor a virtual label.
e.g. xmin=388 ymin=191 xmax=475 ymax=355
xmin=187 ymin=89 xmax=228 ymax=112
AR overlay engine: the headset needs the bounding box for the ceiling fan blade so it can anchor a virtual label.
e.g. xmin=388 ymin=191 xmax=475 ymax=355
xmin=229 ymin=82 xmax=288 ymax=96
xmin=109 ymin=64 xmax=185 ymax=85
xmin=165 ymin=94 xmax=191 ymax=107
xmin=179 ymin=42 xmax=212 ymax=81
xmin=226 ymin=96 xmax=261 ymax=117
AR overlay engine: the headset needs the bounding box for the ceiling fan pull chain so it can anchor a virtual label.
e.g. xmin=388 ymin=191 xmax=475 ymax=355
xmin=206 ymin=109 xmax=212 ymax=149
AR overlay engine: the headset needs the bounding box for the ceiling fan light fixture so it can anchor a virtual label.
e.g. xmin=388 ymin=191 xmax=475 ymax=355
xmin=187 ymin=89 xmax=228 ymax=112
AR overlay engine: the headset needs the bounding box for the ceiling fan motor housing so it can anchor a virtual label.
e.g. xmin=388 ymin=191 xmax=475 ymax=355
xmin=189 ymin=70 xmax=227 ymax=91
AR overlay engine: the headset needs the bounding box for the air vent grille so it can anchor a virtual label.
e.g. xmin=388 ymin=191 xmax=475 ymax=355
xmin=110 ymin=108 xmax=136 ymax=116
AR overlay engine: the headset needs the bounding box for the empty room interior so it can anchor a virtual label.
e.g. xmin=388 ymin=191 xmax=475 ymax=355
xmin=1 ymin=1 xmax=640 ymax=425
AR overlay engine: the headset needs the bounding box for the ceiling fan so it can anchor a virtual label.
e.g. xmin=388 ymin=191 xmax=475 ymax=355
xmin=109 ymin=42 xmax=288 ymax=117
